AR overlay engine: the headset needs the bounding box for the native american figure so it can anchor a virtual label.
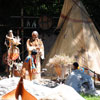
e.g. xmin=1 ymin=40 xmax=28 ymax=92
xmin=4 ymin=30 xmax=21 ymax=77
xmin=21 ymin=31 xmax=44 ymax=80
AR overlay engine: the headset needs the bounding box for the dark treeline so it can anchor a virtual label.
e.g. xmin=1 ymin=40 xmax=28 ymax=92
xmin=0 ymin=0 xmax=100 ymax=31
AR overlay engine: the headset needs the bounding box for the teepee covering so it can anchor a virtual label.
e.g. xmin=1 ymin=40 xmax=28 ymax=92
xmin=43 ymin=0 xmax=100 ymax=74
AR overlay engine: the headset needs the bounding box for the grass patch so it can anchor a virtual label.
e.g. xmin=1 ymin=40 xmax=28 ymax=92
xmin=81 ymin=93 xmax=100 ymax=100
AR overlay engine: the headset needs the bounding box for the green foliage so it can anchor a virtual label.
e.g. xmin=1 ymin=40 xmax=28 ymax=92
xmin=24 ymin=0 xmax=63 ymax=16
xmin=81 ymin=93 xmax=100 ymax=100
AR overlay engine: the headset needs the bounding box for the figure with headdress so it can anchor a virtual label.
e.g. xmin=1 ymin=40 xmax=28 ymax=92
xmin=4 ymin=30 xmax=21 ymax=77
xmin=21 ymin=31 xmax=44 ymax=80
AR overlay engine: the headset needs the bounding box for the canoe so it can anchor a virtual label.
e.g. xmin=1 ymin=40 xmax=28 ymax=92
xmin=1 ymin=77 xmax=37 ymax=100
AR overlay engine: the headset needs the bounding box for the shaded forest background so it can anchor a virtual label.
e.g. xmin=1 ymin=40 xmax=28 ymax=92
xmin=0 ymin=0 xmax=100 ymax=71
xmin=0 ymin=0 xmax=100 ymax=28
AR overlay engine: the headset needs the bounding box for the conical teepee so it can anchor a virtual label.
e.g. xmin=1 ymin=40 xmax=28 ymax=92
xmin=43 ymin=0 xmax=100 ymax=74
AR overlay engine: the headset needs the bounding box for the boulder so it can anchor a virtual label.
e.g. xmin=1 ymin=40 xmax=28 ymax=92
xmin=0 ymin=77 xmax=85 ymax=100
xmin=65 ymin=70 xmax=98 ymax=95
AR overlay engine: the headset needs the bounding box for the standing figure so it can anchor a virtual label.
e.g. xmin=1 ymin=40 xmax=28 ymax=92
xmin=4 ymin=30 xmax=21 ymax=77
xmin=21 ymin=31 xmax=44 ymax=80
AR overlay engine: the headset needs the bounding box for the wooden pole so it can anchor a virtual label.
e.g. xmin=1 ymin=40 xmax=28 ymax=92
xmin=21 ymin=8 xmax=24 ymax=61
xmin=94 ymin=71 xmax=96 ymax=86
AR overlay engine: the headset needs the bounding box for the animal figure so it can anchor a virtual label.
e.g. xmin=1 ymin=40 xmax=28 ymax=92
xmin=1 ymin=77 xmax=37 ymax=100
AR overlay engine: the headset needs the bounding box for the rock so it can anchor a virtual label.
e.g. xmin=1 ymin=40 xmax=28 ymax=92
xmin=41 ymin=84 xmax=85 ymax=100
xmin=0 ymin=77 xmax=85 ymax=100
xmin=65 ymin=70 xmax=98 ymax=95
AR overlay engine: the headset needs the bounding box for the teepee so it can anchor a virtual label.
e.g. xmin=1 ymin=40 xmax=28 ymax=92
xmin=43 ymin=0 xmax=100 ymax=74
